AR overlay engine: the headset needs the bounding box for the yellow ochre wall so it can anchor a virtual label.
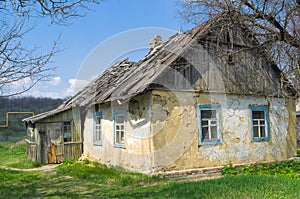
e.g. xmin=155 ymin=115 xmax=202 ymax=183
xmin=82 ymin=89 xmax=296 ymax=174
xmin=150 ymin=90 xmax=296 ymax=172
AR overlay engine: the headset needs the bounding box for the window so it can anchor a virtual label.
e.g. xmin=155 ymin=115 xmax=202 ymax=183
xmin=113 ymin=110 xmax=126 ymax=148
xmin=198 ymin=104 xmax=222 ymax=145
xmin=250 ymin=106 xmax=270 ymax=142
xmin=63 ymin=121 xmax=71 ymax=142
xmin=93 ymin=112 xmax=102 ymax=145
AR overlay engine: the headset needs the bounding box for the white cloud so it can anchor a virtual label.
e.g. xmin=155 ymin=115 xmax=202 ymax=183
xmin=9 ymin=76 xmax=61 ymax=92
xmin=24 ymin=90 xmax=64 ymax=99
xmin=49 ymin=76 xmax=61 ymax=86
xmin=65 ymin=78 xmax=89 ymax=96
xmin=4 ymin=76 xmax=89 ymax=99
xmin=10 ymin=77 xmax=32 ymax=89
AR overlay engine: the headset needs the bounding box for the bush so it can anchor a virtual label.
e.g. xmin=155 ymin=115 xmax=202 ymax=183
xmin=32 ymin=161 xmax=42 ymax=168
xmin=82 ymin=158 xmax=90 ymax=165
xmin=61 ymin=158 xmax=76 ymax=165
xmin=222 ymin=160 xmax=300 ymax=178
xmin=222 ymin=162 xmax=238 ymax=175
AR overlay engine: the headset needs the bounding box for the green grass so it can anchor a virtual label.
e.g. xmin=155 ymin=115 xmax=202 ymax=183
xmin=0 ymin=168 xmax=299 ymax=198
xmin=0 ymin=142 xmax=42 ymax=169
xmin=117 ymin=175 xmax=300 ymax=198
xmin=297 ymin=149 xmax=300 ymax=157
xmin=0 ymin=142 xmax=300 ymax=198
xmin=55 ymin=159 xmax=163 ymax=187
xmin=222 ymin=160 xmax=300 ymax=178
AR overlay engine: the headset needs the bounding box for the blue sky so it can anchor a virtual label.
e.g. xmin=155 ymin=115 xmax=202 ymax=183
xmin=20 ymin=0 xmax=191 ymax=98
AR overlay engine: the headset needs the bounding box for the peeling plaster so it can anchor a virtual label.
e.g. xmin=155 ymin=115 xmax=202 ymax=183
xmin=82 ymin=89 xmax=295 ymax=174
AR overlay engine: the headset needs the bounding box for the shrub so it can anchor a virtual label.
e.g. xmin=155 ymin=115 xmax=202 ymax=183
xmin=82 ymin=158 xmax=90 ymax=165
xmin=222 ymin=162 xmax=238 ymax=176
xmin=61 ymin=158 xmax=76 ymax=165
xmin=32 ymin=161 xmax=42 ymax=168
xmin=222 ymin=160 xmax=300 ymax=178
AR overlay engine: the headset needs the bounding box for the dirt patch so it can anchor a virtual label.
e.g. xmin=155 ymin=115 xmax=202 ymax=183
xmin=1 ymin=164 xmax=58 ymax=171
xmin=11 ymin=139 xmax=26 ymax=147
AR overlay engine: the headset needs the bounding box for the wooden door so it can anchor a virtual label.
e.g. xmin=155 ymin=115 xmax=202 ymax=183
xmin=47 ymin=123 xmax=64 ymax=163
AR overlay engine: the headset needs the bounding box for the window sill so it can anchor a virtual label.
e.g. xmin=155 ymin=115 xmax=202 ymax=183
xmin=199 ymin=140 xmax=222 ymax=145
xmin=252 ymin=137 xmax=270 ymax=142
xmin=114 ymin=144 xmax=126 ymax=149
xmin=93 ymin=142 xmax=102 ymax=146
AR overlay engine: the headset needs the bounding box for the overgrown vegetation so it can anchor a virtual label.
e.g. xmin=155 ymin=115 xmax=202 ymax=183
xmin=0 ymin=142 xmax=300 ymax=198
xmin=222 ymin=161 xmax=300 ymax=178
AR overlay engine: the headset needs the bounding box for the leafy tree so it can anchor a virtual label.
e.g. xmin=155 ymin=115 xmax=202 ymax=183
xmin=180 ymin=0 xmax=300 ymax=95
xmin=0 ymin=0 xmax=101 ymax=97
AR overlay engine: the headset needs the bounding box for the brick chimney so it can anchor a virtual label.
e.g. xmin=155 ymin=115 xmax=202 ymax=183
xmin=150 ymin=35 xmax=162 ymax=50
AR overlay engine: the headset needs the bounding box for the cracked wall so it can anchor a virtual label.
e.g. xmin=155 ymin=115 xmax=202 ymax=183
xmin=150 ymin=90 xmax=296 ymax=172
xmin=82 ymin=89 xmax=296 ymax=174
xmin=83 ymin=92 xmax=154 ymax=173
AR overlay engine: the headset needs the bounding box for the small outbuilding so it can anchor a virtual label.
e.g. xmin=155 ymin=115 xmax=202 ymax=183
xmin=24 ymin=107 xmax=84 ymax=164
xmin=24 ymin=12 xmax=297 ymax=173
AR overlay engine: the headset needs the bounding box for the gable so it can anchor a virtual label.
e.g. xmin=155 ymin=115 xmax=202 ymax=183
xmin=110 ymin=14 xmax=294 ymax=100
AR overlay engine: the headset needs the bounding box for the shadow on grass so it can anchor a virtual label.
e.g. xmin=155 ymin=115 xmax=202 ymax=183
xmin=1 ymin=166 xmax=300 ymax=199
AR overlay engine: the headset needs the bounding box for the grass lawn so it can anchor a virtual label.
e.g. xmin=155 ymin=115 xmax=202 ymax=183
xmin=0 ymin=168 xmax=299 ymax=198
xmin=0 ymin=142 xmax=299 ymax=198
xmin=0 ymin=142 xmax=41 ymax=168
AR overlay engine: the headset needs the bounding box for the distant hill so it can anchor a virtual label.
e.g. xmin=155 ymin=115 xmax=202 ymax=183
xmin=0 ymin=96 xmax=64 ymax=142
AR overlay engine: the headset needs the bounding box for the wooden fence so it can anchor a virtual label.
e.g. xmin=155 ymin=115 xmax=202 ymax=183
xmin=63 ymin=142 xmax=83 ymax=160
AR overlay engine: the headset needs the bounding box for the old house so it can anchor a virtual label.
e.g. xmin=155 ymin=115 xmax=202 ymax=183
xmin=23 ymin=12 xmax=297 ymax=173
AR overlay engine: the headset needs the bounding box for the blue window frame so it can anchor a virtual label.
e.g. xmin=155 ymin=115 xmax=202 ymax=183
xmin=250 ymin=106 xmax=270 ymax=142
xmin=93 ymin=112 xmax=102 ymax=145
xmin=113 ymin=110 xmax=126 ymax=148
xmin=197 ymin=104 xmax=222 ymax=145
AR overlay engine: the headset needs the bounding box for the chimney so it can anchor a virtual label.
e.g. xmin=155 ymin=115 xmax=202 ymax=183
xmin=149 ymin=35 xmax=162 ymax=50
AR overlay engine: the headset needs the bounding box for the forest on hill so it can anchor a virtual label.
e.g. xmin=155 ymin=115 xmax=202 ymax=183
xmin=0 ymin=97 xmax=64 ymax=142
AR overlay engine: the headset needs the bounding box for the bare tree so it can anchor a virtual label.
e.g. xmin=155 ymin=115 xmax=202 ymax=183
xmin=0 ymin=0 xmax=101 ymax=97
xmin=180 ymin=0 xmax=300 ymax=95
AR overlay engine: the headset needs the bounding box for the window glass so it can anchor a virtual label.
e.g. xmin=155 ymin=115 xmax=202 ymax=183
xmin=116 ymin=115 xmax=124 ymax=123
xmin=63 ymin=121 xmax=71 ymax=142
xmin=250 ymin=106 xmax=270 ymax=142
xmin=114 ymin=112 xmax=125 ymax=147
xmin=198 ymin=105 xmax=222 ymax=145
xmin=253 ymin=111 xmax=265 ymax=119
xmin=94 ymin=112 xmax=102 ymax=144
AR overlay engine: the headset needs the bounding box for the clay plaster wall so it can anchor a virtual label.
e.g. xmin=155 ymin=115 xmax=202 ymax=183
xmin=83 ymin=93 xmax=154 ymax=173
xmin=150 ymin=90 xmax=296 ymax=172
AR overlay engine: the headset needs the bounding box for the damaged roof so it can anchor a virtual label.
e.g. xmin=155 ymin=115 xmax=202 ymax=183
xmin=23 ymin=11 xmax=296 ymax=124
